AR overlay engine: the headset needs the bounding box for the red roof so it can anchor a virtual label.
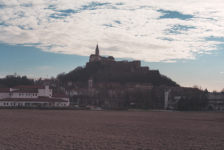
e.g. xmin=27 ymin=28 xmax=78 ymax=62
xmin=11 ymin=90 xmax=38 ymax=93
xmin=52 ymin=93 xmax=69 ymax=98
xmin=13 ymin=85 xmax=45 ymax=89
xmin=0 ymin=98 xmax=67 ymax=102
xmin=0 ymin=89 xmax=10 ymax=92
xmin=38 ymin=96 xmax=49 ymax=98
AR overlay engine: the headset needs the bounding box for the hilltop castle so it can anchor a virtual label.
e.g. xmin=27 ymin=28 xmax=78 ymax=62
xmin=89 ymin=44 xmax=115 ymax=62
xmin=87 ymin=44 xmax=151 ymax=74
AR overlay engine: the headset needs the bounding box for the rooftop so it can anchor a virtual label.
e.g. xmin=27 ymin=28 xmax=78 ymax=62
xmin=13 ymin=85 xmax=46 ymax=89
xmin=52 ymin=93 xmax=69 ymax=98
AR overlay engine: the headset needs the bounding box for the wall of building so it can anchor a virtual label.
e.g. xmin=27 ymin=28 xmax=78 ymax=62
xmin=0 ymin=101 xmax=69 ymax=107
xmin=0 ymin=92 xmax=10 ymax=100
xmin=38 ymin=86 xmax=52 ymax=97
xmin=55 ymin=102 xmax=69 ymax=107
xmin=11 ymin=93 xmax=38 ymax=99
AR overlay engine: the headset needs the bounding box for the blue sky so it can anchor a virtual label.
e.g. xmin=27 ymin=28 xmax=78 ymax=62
xmin=0 ymin=0 xmax=224 ymax=91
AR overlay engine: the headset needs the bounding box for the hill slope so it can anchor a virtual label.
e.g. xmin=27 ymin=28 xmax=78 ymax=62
xmin=57 ymin=61 xmax=179 ymax=87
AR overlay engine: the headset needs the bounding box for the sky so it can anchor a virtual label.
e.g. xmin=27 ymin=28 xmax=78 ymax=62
xmin=0 ymin=0 xmax=224 ymax=92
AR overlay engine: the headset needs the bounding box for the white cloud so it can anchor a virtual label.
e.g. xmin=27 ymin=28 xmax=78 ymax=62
xmin=0 ymin=0 xmax=224 ymax=62
xmin=162 ymin=60 xmax=177 ymax=63
xmin=205 ymin=52 xmax=212 ymax=54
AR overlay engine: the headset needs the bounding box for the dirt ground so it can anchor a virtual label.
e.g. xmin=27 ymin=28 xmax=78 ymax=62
xmin=0 ymin=109 xmax=224 ymax=150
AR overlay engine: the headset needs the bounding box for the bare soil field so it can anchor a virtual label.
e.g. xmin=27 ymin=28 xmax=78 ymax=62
xmin=0 ymin=110 xmax=224 ymax=150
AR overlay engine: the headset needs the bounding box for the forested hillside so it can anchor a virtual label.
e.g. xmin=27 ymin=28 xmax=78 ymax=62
xmin=57 ymin=61 xmax=179 ymax=87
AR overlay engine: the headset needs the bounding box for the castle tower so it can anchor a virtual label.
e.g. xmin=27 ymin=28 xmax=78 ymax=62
xmin=95 ymin=44 xmax=99 ymax=56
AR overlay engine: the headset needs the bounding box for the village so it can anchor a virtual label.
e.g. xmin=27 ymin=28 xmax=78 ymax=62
xmin=0 ymin=45 xmax=223 ymax=111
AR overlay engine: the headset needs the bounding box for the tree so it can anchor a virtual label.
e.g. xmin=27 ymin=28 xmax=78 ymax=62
xmin=213 ymin=90 xmax=217 ymax=93
xmin=177 ymin=92 xmax=208 ymax=111
xmin=221 ymin=88 xmax=224 ymax=94
xmin=0 ymin=74 xmax=34 ymax=88
xmin=192 ymin=85 xmax=203 ymax=90
xmin=204 ymin=88 xmax=209 ymax=94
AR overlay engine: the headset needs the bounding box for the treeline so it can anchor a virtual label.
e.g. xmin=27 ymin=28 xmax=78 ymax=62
xmin=0 ymin=74 xmax=34 ymax=88
xmin=57 ymin=62 xmax=179 ymax=87
xmin=177 ymin=94 xmax=208 ymax=111
xmin=71 ymin=88 xmax=165 ymax=109
xmin=71 ymin=87 xmax=209 ymax=110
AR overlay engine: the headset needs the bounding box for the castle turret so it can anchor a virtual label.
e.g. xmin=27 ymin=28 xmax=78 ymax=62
xmin=89 ymin=44 xmax=101 ymax=62
xmin=95 ymin=44 xmax=99 ymax=56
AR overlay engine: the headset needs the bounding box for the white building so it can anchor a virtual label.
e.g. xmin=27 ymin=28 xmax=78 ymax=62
xmin=0 ymin=85 xmax=69 ymax=107
xmin=207 ymin=93 xmax=224 ymax=110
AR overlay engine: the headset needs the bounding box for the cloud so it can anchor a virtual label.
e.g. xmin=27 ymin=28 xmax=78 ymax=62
xmin=221 ymin=72 xmax=223 ymax=73
xmin=162 ymin=60 xmax=177 ymax=63
xmin=0 ymin=0 xmax=224 ymax=62
xmin=205 ymin=52 xmax=212 ymax=54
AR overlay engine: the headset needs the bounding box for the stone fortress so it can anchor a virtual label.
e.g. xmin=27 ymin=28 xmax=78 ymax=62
xmin=87 ymin=44 xmax=155 ymax=74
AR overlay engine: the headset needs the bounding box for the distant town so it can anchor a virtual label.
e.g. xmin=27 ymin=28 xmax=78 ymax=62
xmin=0 ymin=44 xmax=224 ymax=110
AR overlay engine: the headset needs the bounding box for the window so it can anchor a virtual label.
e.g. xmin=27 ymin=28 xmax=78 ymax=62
xmin=14 ymin=103 xmax=15 ymax=105
xmin=50 ymin=94 xmax=51 ymax=96
xmin=11 ymin=103 xmax=12 ymax=105
xmin=33 ymin=94 xmax=34 ymax=96
xmin=35 ymin=94 xmax=37 ymax=96
xmin=29 ymin=94 xmax=30 ymax=96
xmin=4 ymin=103 xmax=5 ymax=105
xmin=22 ymin=94 xmax=24 ymax=96
xmin=19 ymin=93 xmax=21 ymax=96
xmin=26 ymin=94 xmax=28 ymax=96
xmin=7 ymin=103 xmax=8 ymax=105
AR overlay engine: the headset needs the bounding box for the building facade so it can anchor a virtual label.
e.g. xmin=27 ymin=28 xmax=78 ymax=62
xmin=0 ymin=85 xmax=69 ymax=107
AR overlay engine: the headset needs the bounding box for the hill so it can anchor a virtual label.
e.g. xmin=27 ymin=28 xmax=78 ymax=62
xmin=57 ymin=61 xmax=179 ymax=87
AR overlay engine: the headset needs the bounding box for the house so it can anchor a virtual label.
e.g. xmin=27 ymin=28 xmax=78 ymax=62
xmin=206 ymin=93 xmax=224 ymax=110
xmin=0 ymin=85 xmax=69 ymax=107
xmin=164 ymin=87 xmax=199 ymax=109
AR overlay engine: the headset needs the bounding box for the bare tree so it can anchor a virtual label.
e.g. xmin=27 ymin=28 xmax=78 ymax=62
xmin=221 ymin=88 xmax=224 ymax=93
xmin=213 ymin=90 xmax=217 ymax=93
xmin=192 ymin=85 xmax=203 ymax=90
